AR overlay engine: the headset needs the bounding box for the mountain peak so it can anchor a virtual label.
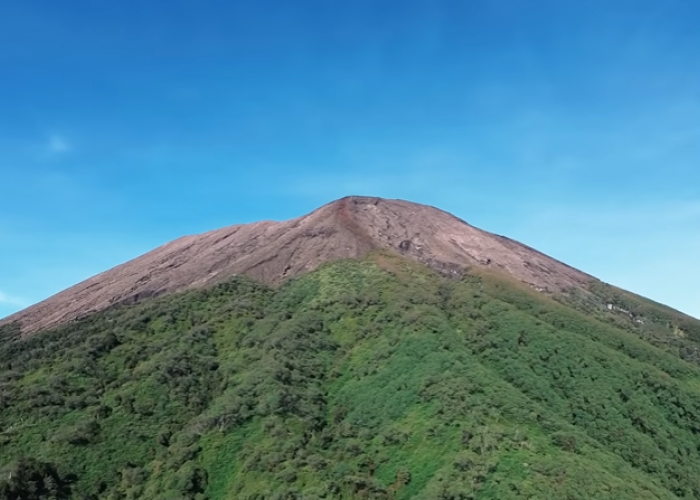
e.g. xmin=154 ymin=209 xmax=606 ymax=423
xmin=1 ymin=196 xmax=592 ymax=335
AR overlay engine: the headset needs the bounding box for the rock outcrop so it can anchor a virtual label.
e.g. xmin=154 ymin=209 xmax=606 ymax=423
xmin=1 ymin=196 xmax=592 ymax=335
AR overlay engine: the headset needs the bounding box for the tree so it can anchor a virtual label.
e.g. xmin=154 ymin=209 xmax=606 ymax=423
xmin=0 ymin=457 xmax=71 ymax=500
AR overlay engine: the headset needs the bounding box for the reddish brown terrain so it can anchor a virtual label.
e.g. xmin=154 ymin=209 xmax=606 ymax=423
xmin=1 ymin=196 xmax=593 ymax=336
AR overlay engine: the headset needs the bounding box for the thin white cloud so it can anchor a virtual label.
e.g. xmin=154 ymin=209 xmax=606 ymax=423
xmin=0 ymin=291 xmax=27 ymax=307
xmin=532 ymin=200 xmax=700 ymax=230
xmin=48 ymin=134 xmax=71 ymax=154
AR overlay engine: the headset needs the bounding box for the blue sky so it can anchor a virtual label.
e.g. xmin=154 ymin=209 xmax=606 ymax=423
xmin=1 ymin=0 xmax=698 ymax=319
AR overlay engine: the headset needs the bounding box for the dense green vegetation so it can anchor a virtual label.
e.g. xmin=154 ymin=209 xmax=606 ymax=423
xmin=2 ymin=253 xmax=700 ymax=499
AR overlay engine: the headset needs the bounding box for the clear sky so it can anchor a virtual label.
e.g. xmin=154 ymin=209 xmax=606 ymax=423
xmin=1 ymin=0 xmax=698 ymax=320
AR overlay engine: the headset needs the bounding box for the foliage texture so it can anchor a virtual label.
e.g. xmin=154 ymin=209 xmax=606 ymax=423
xmin=2 ymin=254 xmax=700 ymax=499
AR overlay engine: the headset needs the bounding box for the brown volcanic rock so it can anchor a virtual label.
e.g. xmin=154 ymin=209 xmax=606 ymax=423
xmin=1 ymin=196 xmax=593 ymax=335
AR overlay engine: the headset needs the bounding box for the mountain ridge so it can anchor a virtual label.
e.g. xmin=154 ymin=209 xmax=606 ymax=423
xmin=2 ymin=195 xmax=594 ymax=336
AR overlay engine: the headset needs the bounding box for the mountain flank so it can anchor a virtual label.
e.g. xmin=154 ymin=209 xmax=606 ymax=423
xmin=3 ymin=198 xmax=700 ymax=499
xmin=2 ymin=254 xmax=700 ymax=499
xmin=2 ymin=196 xmax=592 ymax=336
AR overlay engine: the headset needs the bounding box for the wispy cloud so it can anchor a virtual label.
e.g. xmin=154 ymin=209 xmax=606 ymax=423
xmin=530 ymin=200 xmax=700 ymax=230
xmin=0 ymin=291 xmax=27 ymax=308
xmin=48 ymin=133 xmax=71 ymax=154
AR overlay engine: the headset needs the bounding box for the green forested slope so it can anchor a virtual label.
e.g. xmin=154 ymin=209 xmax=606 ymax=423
xmin=2 ymin=254 xmax=700 ymax=499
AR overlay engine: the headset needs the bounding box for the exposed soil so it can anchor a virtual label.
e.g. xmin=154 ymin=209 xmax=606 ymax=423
xmin=1 ymin=196 xmax=593 ymax=336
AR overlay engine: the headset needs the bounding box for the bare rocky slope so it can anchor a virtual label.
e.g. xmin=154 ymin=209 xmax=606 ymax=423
xmin=1 ymin=196 xmax=594 ymax=336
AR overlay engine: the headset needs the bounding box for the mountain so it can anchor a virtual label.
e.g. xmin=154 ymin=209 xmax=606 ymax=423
xmin=2 ymin=196 xmax=700 ymax=500
xmin=2 ymin=196 xmax=591 ymax=336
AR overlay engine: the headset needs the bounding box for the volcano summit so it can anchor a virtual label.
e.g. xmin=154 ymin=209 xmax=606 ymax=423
xmin=3 ymin=196 xmax=592 ymax=336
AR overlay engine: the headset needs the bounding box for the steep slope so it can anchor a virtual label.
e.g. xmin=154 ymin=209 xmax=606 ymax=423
xmin=2 ymin=196 xmax=592 ymax=336
xmin=2 ymin=256 xmax=700 ymax=500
